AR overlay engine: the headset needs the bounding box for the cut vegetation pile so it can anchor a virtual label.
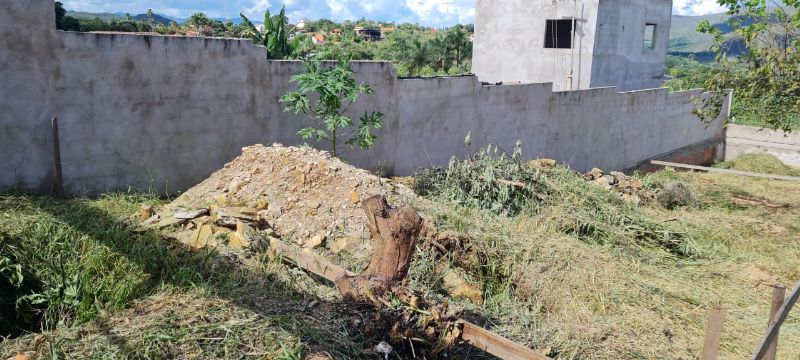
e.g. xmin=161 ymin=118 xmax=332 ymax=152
xmin=2 ymin=148 xmax=799 ymax=360
xmin=414 ymin=146 xmax=692 ymax=256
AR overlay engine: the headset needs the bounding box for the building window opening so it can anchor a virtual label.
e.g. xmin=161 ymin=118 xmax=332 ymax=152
xmin=544 ymin=19 xmax=575 ymax=49
xmin=643 ymin=24 xmax=656 ymax=50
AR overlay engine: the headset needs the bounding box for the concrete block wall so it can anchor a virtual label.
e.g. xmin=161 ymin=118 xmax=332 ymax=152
xmin=0 ymin=0 xmax=727 ymax=195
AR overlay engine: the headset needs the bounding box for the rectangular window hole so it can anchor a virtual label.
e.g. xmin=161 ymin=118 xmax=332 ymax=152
xmin=643 ymin=23 xmax=656 ymax=50
xmin=544 ymin=19 xmax=575 ymax=49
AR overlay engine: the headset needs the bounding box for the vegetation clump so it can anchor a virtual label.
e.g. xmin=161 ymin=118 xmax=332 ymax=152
xmin=414 ymin=145 xmax=693 ymax=256
xmin=715 ymin=153 xmax=800 ymax=176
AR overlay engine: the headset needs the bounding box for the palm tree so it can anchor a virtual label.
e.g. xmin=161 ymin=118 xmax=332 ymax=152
xmin=430 ymin=35 xmax=450 ymax=71
xmin=447 ymin=27 xmax=469 ymax=68
xmin=410 ymin=39 xmax=428 ymax=76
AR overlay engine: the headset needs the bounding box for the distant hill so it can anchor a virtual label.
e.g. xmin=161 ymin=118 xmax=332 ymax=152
xmin=668 ymin=8 xmax=795 ymax=62
xmin=67 ymin=11 xmax=176 ymax=26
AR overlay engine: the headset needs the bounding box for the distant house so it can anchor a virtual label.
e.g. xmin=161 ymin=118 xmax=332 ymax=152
xmin=311 ymin=33 xmax=326 ymax=45
xmin=354 ymin=26 xmax=381 ymax=41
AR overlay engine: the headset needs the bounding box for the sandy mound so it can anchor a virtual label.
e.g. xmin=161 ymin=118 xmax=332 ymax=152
xmin=157 ymin=144 xmax=416 ymax=250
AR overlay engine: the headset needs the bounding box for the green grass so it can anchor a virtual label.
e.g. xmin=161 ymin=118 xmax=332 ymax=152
xmin=0 ymin=193 xmax=375 ymax=359
xmin=715 ymin=153 xmax=800 ymax=176
xmin=3 ymin=153 xmax=800 ymax=359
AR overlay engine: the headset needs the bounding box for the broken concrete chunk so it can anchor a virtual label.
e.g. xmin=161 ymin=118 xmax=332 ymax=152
xmin=305 ymin=233 xmax=326 ymax=249
xmin=228 ymin=220 xmax=256 ymax=249
xmin=157 ymin=216 xmax=188 ymax=229
xmin=213 ymin=207 xmax=259 ymax=227
xmin=189 ymin=224 xmax=216 ymax=249
xmin=331 ymin=236 xmax=361 ymax=254
xmin=141 ymin=214 xmax=160 ymax=226
xmin=174 ymin=209 xmax=209 ymax=220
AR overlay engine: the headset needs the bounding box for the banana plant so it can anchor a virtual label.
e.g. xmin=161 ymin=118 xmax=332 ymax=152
xmin=240 ymin=6 xmax=293 ymax=59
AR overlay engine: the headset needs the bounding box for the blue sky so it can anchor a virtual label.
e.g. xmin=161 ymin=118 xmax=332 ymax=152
xmin=62 ymin=0 xmax=728 ymax=27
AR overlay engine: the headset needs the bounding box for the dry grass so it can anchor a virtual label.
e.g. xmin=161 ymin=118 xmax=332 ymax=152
xmin=396 ymin=154 xmax=800 ymax=359
xmin=2 ymin=154 xmax=799 ymax=359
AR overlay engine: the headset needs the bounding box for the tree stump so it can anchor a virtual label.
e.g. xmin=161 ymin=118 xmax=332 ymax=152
xmin=335 ymin=195 xmax=422 ymax=300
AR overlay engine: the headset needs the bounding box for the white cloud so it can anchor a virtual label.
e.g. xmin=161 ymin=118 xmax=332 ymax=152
xmin=673 ymin=0 xmax=728 ymax=16
xmin=244 ymin=0 xmax=271 ymax=18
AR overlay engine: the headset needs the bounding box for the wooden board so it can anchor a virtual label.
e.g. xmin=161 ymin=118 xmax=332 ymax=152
xmin=269 ymin=238 xmax=355 ymax=281
xmin=462 ymin=322 xmax=552 ymax=360
xmin=650 ymin=160 xmax=800 ymax=182
xmin=752 ymin=281 xmax=800 ymax=360
xmin=701 ymin=306 xmax=727 ymax=360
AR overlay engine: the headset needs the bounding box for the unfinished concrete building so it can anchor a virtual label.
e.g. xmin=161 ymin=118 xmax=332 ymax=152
xmin=473 ymin=0 xmax=672 ymax=91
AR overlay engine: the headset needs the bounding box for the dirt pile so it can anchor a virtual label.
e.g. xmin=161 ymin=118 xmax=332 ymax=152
xmin=583 ymin=168 xmax=653 ymax=206
xmin=142 ymin=144 xmax=416 ymax=254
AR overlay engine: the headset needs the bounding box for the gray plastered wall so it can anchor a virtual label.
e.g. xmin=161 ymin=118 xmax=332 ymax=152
xmin=0 ymin=0 xmax=726 ymax=195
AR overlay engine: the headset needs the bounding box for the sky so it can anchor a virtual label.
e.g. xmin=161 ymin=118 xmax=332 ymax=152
xmin=62 ymin=0 xmax=729 ymax=27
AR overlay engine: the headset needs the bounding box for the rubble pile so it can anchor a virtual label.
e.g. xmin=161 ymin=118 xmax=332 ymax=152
xmin=583 ymin=168 xmax=653 ymax=206
xmin=140 ymin=144 xmax=416 ymax=254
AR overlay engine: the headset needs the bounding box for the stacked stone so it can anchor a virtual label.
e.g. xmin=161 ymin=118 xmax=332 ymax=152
xmin=584 ymin=168 xmax=650 ymax=206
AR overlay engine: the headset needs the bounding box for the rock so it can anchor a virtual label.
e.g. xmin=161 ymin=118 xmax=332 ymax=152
xmin=306 ymin=233 xmax=326 ymax=249
xmin=229 ymin=220 xmax=255 ymax=249
xmin=156 ymin=216 xmax=188 ymax=229
xmin=141 ymin=214 xmax=160 ymax=226
xmin=631 ymin=178 xmax=644 ymax=190
xmin=622 ymin=193 xmax=641 ymax=207
xmin=174 ymin=209 xmax=209 ymax=220
xmin=592 ymin=176 xmax=611 ymax=190
xmin=442 ymin=268 xmax=484 ymax=305
xmin=213 ymin=207 xmax=259 ymax=227
xmin=138 ymin=205 xmax=154 ymax=221
xmin=657 ymin=181 xmax=698 ymax=209
xmin=529 ymin=159 xmax=557 ymax=168
xmin=602 ymin=175 xmax=616 ymax=185
xmin=189 ymin=224 xmax=216 ymax=249
xmin=268 ymin=203 xmax=283 ymax=219
xmin=331 ymin=236 xmax=361 ymax=254
xmin=609 ymin=171 xmax=626 ymax=181
xmin=587 ymin=168 xmax=604 ymax=179
xmin=349 ymin=191 xmax=361 ymax=204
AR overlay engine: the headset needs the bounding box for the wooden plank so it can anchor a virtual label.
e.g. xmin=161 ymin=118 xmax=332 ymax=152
xmin=461 ymin=322 xmax=552 ymax=360
xmin=701 ymin=306 xmax=727 ymax=360
xmin=269 ymin=238 xmax=355 ymax=281
xmin=268 ymin=238 xmax=547 ymax=360
xmin=763 ymin=285 xmax=786 ymax=360
xmin=752 ymin=281 xmax=800 ymax=360
xmin=650 ymin=160 xmax=800 ymax=182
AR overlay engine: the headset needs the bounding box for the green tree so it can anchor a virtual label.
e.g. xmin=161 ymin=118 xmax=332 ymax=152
xmin=695 ymin=0 xmax=800 ymax=131
xmin=280 ymin=59 xmax=383 ymax=157
xmin=447 ymin=27 xmax=469 ymax=68
xmin=409 ymin=39 xmax=429 ymax=76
